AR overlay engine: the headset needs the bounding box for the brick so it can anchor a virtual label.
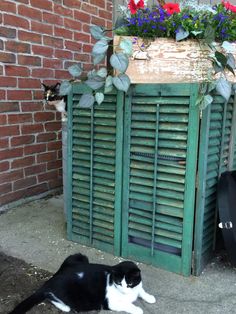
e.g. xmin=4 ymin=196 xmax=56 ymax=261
xmin=43 ymin=35 xmax=63 ymax=48
xmin=54 ymin=27 xmax=73 ymax=39
xmin=37 ymin=151 xmax=57 ymax=163
xmin=0 ymin=102 xmax=19 ymax=113
xmin=90 ymin=0 xmax=105 ymax=8
xmin=24 ymin=183 xmax=49 ymax=198
xmin=31 ymin=68 xmax=54 ymax=78
xmin=63 ymin=0 xmax=81 ymax=8
xmin=54 ymin=70 xmax=71 ymax=80
xmin=82 ymin=43 xmax=92 ymax=53
xmin=17 ymin=0 xmax=29 ymax=3
xmin=8 ymin=113 xmax=33 ymax=124
xmin=74 ymin=52 xmax=90 ymax=63
xmin=0 ymin=26 xmax=16 ymax=38
xmin=0 ymin=169 xmax=24 ymax=183
xmin=47 ymin=140 xmax=61 ymax=151
xmin=4 ymin=14 xmax=29 ymax=29
xmin=54 ymin=4 xmax=73 ymax=17
xmin=7 ymin=90 xmax=32 ymax=100
xmin=24 ymin=164 xmax=46 ymax=176
xmin=18 ymin=78 xmax=41 ymax=89
xmin=47 ymin=159 xmax=62 ymax=170
xmin=0 ymin=77 xmax=17 ymax=87
xmin=65 ymin=40 xmax=82 ymax=52
xmin=43 ymin=12 xmax=63 ymax=25
xmin=18 ymin=30 xmax=42 ymax=44
xmin=0 ymin=161 xmax=9 ymax=172
xmin=99 ymin=9 xmax=112 ymax=20
xmin=11 ymin=135 xmax=35 ymax=146
xmin=45 ymin=121 xmax=61 ymax=131
xmin=37 ymin=132 xmax=57 ymax=143
xmin=0 ymin=125 xmax=19 ymax=136
xmin=43 ymin=58 xmax=62 ymax=69
xmin=0 ymin=190 xmax=25 ymax=206
xmin=64 ymin=18 xmax=82 ymax=31
xmin=21 ymin=101 xmax=43 ymax=112
xmin=54 ymin=49 xmax=73 ymax=59
xmin=18 ymin=55 xmax=41 ymax=66
xmin=0 ymin=90 xmax=6 ymax=100
xmin=31 ymin=21 xmax=53 ymax=35
xmin=48 ymin=178 xmax=62 ymax=189
xmin=0 ymin=52 xmax=16 ymax=63
xmin=33 ymin=90 xmax=44 ymax=100
xmin=5 ymin=65 xmax=30 ymax=77
xmin=0 ymin=147 xmax=23 ymax=160
xmin=0 ymin=183 xmax=12 ymax=194
xmin=11 ymin=156 xmax=35 ymax=169
xmin=32 ymin=45 xmax=53 ymax=57
xmin=74 ymin=11 xmax=91 ymax=23
xmin=81 ymin=3 xmax=98 ymax=15
xmin=91 ymin=16 xmax=106 ymax=27
xmin=24 ymin=143 xmax=46 ymax=155
xmin=0 ymin=1 xmax=16 ymax=13
xmin=0 ymin=137 xmax=8 ymax=147
xmin=30 ymin=0 xmax=53 ymax=11
xmin=38 ymin=169 xmax=59 ymax=183
xmin=14 ymin=176 xmax=37 ymax=190
xmin=5 ymin=41 xmax=31 ymax=53
xmin=74 ymin=32 xmax=90 ymax=43
xmin=0 ymin=114 xmax=7 ymax=125
xmin=21 ymin=123 xmax=44 ymax=135
xmin=18 ymin=5 xmax=42 ymax=21
xmin=34 ymin=112 xmax=55 ymax=122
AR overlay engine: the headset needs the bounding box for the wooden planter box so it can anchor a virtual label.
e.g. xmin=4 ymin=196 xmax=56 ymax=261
xmin=114 ymin=36 xmax=236 ymax=84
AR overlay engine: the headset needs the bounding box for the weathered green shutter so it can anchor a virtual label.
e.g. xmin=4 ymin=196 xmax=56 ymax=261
xmin=121 ymin=84 xmax=199 ymax=276
xmin=193 ymin=92 xmax=236 ymax=275
xmin=67 ymin=84 xmax=124 ymax=255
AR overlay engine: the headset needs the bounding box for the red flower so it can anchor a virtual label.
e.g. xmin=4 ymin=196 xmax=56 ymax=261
xmin=222 ymin=0 xmax=236 ymax=12
xmin=128 ymin=0 xmax=145 ymax=15
xmin=163 ymin=3 xmax=180 ymax=15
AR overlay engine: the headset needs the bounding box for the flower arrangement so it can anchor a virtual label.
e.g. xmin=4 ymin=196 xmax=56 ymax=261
xmin=117 ymin=0 xmax=236 ymax=42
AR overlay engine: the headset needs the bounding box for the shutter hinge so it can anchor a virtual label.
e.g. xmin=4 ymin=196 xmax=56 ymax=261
xmin=195 ymin=172 xmax=199 ymax=189
xmin=191 ymin=250 xmax=195 ymax=272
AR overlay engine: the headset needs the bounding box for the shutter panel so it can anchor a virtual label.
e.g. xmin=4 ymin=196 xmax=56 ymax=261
xmin=194 ymin=92 xmax=235 ymax=275
xmin=67 ymin=84 xmax=123 ymax=254
xmin=122 ymin=84 xmax=199 ymax=276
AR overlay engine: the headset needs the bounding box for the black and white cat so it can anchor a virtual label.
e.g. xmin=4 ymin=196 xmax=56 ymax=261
xmin=9 ymin=253 xmax=156 ymax=314
xmin=42 ymin=82 xmax=67 ymax=120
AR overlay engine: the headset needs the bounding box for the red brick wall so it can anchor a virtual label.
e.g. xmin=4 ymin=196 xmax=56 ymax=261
xmin=0 ymin=0 xmax=113 ymax=209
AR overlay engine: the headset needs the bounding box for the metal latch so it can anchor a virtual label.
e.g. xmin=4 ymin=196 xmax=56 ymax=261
xmin=218 ymin=221 xmax=233 ymax=229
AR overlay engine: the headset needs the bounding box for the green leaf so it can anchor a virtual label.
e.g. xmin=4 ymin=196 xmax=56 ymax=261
xmin=104 ymin=75 xmax=113 ymax=93
xmin=216 ymin=77 xmax=232 ymax=101
xmin=90 ymin=25 xmax=105 ymax=40
xmin=221 ymin=41 xmax=235 ymax=53
xmin=87 ymin=69 xmax=97 ymax=79
xmin=215 ymin=51 xmax=227 ymax=67
xmin=119 ymin=38 xmax=133 ymax=56
xmin=97 ymin=67 xmax=107 ymax=78
xmin=110 ymin=53 xmax=129 ymax=73
xmin=226 ymin=64 xmax=235 ymax=76
xmin=79 ymin=93 xmax=95 ymax=108
xmin=92 ymin=39 xmax=109 ymax=55
xmin=112 ymin=74 xmax=130 ymax=92
xmin=191 ymin=30 xmax=203 ymax=37
xmin=59 ymin=80 xmax=72 ymax=95
xmin=92 ymin=53 xmax=106 ymax=65
xmin=85 ymin=76 xmax=105 ymax=90
xmin=203 ymin=25 xmax=215 ymax=44
xmin=95 ymin=92 xmax=104 ymax=105
xmin=68 ymin=64 xmax=83 ymax=77
xmin=227 ymin=53 xmax=235 ymax=69
xmin=199 ymin=94 xmax=213 ymax=110
xmin=176 ymin=27 xmax=189 ymax=42
xmin=114 ymin=17 xmax=127 ymax=30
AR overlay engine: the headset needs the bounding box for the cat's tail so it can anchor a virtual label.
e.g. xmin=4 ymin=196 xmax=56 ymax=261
xmin=8 ymin=290 xmax=45 ymax=314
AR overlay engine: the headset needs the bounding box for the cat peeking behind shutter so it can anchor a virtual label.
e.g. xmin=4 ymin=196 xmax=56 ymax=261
xmin=42 ymin=82 xmax=67 ymax=121
xmin=8 ymin=253 xmax=156 ymax=314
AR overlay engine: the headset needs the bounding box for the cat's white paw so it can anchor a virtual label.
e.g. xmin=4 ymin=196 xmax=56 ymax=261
xmin=134 ymin=306 xmax=143 ymax=314
xmin=144 ymin=294 xmax=156 ymax=304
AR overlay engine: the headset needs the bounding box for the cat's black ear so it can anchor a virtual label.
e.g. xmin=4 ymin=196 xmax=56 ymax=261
xmin=54 ymin=82 xmax=61 ymax=89
xmin=131 ymin=269 xmax=141 ymax=277
xmin=42 ymin=83 xmax=47 ymax=90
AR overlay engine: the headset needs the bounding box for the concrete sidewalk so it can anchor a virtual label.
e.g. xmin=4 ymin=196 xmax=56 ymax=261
xmin=0 ymin=195 xmax=236 ymax=314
